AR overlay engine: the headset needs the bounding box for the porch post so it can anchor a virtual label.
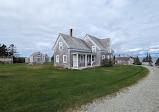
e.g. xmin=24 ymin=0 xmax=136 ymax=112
xmin=77 ymin=54 xmax=79 ymax=68
xmin=85 ymin=54 xmax=87 ymax=67
xmin=91 ymin=55 xmax=92 ymax=66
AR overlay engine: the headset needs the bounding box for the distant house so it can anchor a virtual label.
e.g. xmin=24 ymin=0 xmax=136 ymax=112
xmin=142 ymin=62 xmax=151 ymax=66
xmin=53 ymin=29 xmax=114 ymax=69
xmin=25 ymin=52 xmax=51 ymax=63
xmin=0 ymin=56 xmax=13 ymax=64
xmin=116 ymin=56 xmax=134 ymax=65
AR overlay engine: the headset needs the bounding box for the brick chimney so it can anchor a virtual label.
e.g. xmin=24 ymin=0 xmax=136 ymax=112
xmin=70 ymin=29 xmax=72 ymax=37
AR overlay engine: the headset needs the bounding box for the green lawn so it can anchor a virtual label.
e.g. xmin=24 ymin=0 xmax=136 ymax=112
xmin=0 ymin=63 xmax=149 ymax=112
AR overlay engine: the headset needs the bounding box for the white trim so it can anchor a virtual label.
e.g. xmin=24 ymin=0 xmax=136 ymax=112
xmin=84 ymin=35 xmax=101 ymax=50
xmin=53 ymin=35 xmax=69 ymax=49
xmin=102 ymin=55 xmax=105 ymax=59
xmin=77 ymin=54 xmax=79 ymax=68
xmin=56 ymin=55 xmax=59 ymax=63
xmin=63 ymin=55 xmax=67 ymax=63
xmin=85 ymin=54 xmax=87 ymax=67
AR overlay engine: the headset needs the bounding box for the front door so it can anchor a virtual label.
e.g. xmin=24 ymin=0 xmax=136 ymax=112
xmin=73 ymin=54 xmax=77 ymax=67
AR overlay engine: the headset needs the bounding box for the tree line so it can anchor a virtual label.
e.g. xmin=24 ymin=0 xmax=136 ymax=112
xmin=0 ymin=43 xmax=25 ymax=63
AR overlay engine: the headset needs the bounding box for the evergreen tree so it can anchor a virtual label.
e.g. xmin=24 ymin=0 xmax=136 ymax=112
xmin=155 ymin=58 xmax=159 ymax=66
xmin=148 ymin=54 xmax=153 ymax=64
xmin=8 ymin=44 xmax=17 ymax=57
xmin=134 ymin=55 xmax=141 ymax=65
xmin=113 ymin=55 xmax=116 ymax=64
xmin=0 ymin=44 xmax=8 ymax=56
xmin=142 ymin=53 xmax=153 ymax=65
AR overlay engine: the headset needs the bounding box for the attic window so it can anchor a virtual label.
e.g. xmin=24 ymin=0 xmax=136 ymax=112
xmin=92 ymin=46 xmax=96 ymax=53
xmin=59 ymin=42 xmax=63 ymax=50
xmin=85 ymin=37 xmax=89 ymax=42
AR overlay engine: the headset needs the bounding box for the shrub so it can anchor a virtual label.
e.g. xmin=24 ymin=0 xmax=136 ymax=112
xmin=102 ymin=58 xmax=113 ymax=67
xmin=0 ymin=61 xmax=4 ymax=64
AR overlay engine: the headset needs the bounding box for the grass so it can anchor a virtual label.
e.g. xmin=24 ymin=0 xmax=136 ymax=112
xmin=0 ymin=63 xmax=149 ymax=112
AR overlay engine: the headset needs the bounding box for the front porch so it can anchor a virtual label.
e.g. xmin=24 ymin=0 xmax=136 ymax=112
xmin=71 ymin=52 xmax=96 ymax=69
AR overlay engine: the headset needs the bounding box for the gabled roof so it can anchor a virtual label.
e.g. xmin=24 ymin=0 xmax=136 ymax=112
xmin=57 ymin=33 xmax=91 ymax=50
xmin=86 ymin=34 xmax=110 ymax=51
xmin=30 ymin=51 xmax=41 ymax=57
xmin=53 ymin=33 xmax=111 ymax=52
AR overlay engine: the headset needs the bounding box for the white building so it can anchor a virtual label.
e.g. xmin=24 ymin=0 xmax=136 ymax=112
xmin=142 ymin=62 xmax=151 ymax=66
xmin=25 ymin=52 xmax=51 ymax=63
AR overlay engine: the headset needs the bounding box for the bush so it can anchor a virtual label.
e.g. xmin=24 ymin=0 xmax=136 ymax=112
xmin=102 ymin=58 xmax=113 ymax=67
xmin=0 ymin=61 xmax=4 ymax=64
xmin=13 ymin=57 xmax=25 ymax=63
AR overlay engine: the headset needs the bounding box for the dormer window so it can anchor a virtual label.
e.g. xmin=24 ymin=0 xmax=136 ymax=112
xmin=59 ymin=42 xmax=63 ymax=50
xmin=92 ymin=46 xmax=96 ymax=53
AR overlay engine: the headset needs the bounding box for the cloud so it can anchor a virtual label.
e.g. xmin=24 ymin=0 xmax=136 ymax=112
xmin=0 ymin=0 xmax=159 ymax=57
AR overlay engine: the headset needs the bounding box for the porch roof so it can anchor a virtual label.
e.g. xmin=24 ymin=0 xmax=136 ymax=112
xmin=71 ymin=52 xmax=96 ymax=55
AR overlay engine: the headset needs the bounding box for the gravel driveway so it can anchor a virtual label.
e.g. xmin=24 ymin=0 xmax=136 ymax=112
xmin=78 ymin=66 xmax=159 ymax=112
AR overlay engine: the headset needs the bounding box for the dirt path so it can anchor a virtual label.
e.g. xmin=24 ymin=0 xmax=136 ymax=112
xmin=77 ymin=66 xmax=159 ymax=112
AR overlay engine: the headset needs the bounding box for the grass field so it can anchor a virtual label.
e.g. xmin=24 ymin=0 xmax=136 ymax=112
xmin=0 ymin=63 xmax=149 ymax=112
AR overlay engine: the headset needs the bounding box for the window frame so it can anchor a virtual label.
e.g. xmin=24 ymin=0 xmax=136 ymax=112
xmin=56 ymin=55 xmax=59 ymax=63
xmin=59 ymin=42 xmax=63 ymax=50
xmin=63 ymin=55 xmax=67 ymax=63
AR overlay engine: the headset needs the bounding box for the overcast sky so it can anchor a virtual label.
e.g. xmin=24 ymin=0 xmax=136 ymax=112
xmin=0 ymin=0 xmax=159 ymax=57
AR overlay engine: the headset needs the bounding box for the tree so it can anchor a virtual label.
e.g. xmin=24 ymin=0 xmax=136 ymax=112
xmin=148 ymin=54 xmax=153 ymax=64
xmin=142 ymin=53 xmax=153 ymax=65
xmin=51 ymin=55 xmax=54 ymax=62
xmin=113 ymin=55 xmax=116 ymax=64
xmin=102 ymin=58 xmax=113 ymax=67
xmin=134 ymin=55 xmax=141 ymax=65
xmin=8 ymin=44 xmax=18 ymax=57
xmin=0 ymin=44 xmax=8 ymax=56
xmin=155 ymin=58 xmax=159 ymax=66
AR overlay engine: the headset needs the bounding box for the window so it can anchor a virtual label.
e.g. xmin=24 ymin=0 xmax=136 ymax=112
xmin=92 ymin=46 xmax=96 ymax=53
xmin=56 ymin=55 xmax=59 ymax=62
xmin=63 ymin=55 xmax=67 ymax=63
xmin=85 ymin=37 xmax=89 ymax=42
xmin=92 ymin=56 xmax=95 ymax=62
xmin=102 ymin=55 xmax=105 ymax=59
xmin=59 ymin=42 xmax=63 ymax=50
xmin=80 ymin=55 xmax=84 ymax=63
xmin=107 ymin=55 xmax=110 ymax=59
